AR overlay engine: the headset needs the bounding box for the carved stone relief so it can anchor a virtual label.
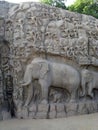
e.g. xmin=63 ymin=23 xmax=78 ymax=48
xmin=0 ymin=39 xmax=14 ymax=120
xmin=0 ymin=2 xmax=98 ymax=119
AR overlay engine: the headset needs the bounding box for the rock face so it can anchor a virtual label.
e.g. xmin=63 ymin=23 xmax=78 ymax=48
xmin=0 ymin=1 xmax=17 ymax=18
xmin=0 ymin=2 xmax=98 ymax=119
xmin=0 ymin=1 xmax=17 ymax=120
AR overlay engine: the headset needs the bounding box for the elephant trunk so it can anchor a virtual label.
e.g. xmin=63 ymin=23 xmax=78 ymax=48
xmin=21 ymin=65 xmax=32 ymax=86
xmin=24 ymin=82 xmax=33 ymax=107
xmin=80 ymin=69 xmax=88 ymax=97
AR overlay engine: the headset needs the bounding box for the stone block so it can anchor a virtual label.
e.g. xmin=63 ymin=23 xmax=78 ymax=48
xmin=86 ymin=101 xmax=98 ymax=114
xmin=2 ymin=111 xmax=11 ymax=120
xmin=16 ymin=111 xmax=22 ymax=119
xmin=37 ymin=104 xmax=49 ymax=112
xmin=49 ymin=104 xmax=56 ymax=119
xmin=65 ymin=103 xmax=78 ymax=117
xmin=57 ymin=112 xmax=66 ymax=118
xmin=29 ymin=104 xmax=37 ymax=118
xmin=56 ymin=103 xmax=65 ymax=112
xmin=77 ymin=102 xmax=88 ymax=115
xmin=29 ymin=104 xmax=37 ymax=112
xmin=36 ymin=112 xmax=48 ymax=119
xmin=29 ymin=112 xmax=35 ymax=119
xmin=22 ymin=107 xmax=29 ymax=119
xmin=56 ymin=103 xmax=66 ymax=118
xmin=49 ymin=111 xmax=57 ymax=119
xmin=36 ymin=104 xmax=49 ymax=119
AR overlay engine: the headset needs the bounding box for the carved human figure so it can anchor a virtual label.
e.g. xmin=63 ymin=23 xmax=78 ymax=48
xmin=21 ymin=58 xmax=80 ymax=106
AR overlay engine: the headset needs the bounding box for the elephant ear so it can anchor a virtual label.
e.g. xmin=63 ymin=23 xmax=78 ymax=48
xmin=40 ymin=62 xmax=49 ymax=79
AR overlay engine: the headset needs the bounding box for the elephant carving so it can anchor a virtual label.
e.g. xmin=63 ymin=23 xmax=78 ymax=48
xmin=81 ymin=69 xmax=98 ymax=98
xmin=21 ymin=58 xmax=80 ymax=106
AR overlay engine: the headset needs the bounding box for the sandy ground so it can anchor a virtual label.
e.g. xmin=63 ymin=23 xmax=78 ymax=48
xmin=0 ymin=113 xmax=98 ymax=130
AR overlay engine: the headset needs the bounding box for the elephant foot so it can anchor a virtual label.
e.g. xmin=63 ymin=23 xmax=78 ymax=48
xmin=41 ymin=99 xmax=48 ymax=104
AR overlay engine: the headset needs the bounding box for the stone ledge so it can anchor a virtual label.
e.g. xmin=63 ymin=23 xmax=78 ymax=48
xmin=16 ymin=101 xmax=98 ymax=119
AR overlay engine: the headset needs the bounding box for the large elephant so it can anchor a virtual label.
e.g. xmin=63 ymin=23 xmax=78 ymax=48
xmin=21 ymin=58 xmax=80 ymax=106
xmin=81 ymin=69 xmax=98 ymax=98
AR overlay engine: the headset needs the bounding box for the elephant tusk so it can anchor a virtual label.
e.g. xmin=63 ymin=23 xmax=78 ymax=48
xmin=20 ymin=80 xmax=31 ymax=86
xmin=20 ymin=81 xmax=27 ymax=86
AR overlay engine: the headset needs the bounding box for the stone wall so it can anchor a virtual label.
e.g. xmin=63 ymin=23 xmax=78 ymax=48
xmin=6 ymin=2 xmax=98 ymax=64
xmin=1 ymin=2 xmax=98 ymax=119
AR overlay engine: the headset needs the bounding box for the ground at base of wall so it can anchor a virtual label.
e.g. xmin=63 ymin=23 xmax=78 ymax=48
xmin=0 ymin=113 xmax=98 ymax=130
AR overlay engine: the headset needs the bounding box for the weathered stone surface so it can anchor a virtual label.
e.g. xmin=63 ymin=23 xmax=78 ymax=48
xmin=29 ymin=104 xmax=37 ymax=112
xmin=86 ymin=101 xmax=98 ymax=114
xmin=2 ymin=111 xmax=11 ymax=120
xmin=65 ymin=103 xmax=78 ymax=117
xmin=36 ymin=112 xmax=47 ymax=119
xmin=56 ymin=112 xmax=66 ymax=118
xmin=1 ymin=1 xmax=98 ymax=120
xmin=37 ymin=104 xmax=49 ymax=112
xmin=49 ymin=104 xmax=56 ymax=119
xmin=22 ymin=107 xmax=29 ymax=119
xmin=56 ymin=103 xmax=65 ymax=112
xmin=0 ymin=114 xmax=3 ymax=120
xmin=16 ymin=111 xmax=22 ymax=119
xmin=0 ymin=1 xmax=17 ymax=17
xmin=77 ymin=101 xmax=98 ymax=115
xmin=77 ymin=102 xmax=88 ymax=115
xmin=36 ymin=104 xmax=49 ymax=119
xmin=56 ymin=103 xmax=66 ymax=118
xmin=0 ymin=106 xmax=3 ymax=120
xmin=29 ymin=112 xmax=35 ymax=119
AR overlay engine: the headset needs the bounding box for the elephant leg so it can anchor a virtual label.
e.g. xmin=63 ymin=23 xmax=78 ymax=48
xmin=88 ymin=82 xmax=94 ymax=98
xmin=24 ymin=83 xmax=33 ymax=107
xmin=81 ymin=80 xmax=86 ymax=97
xmin=70 ymin=89 xmax=77 ymax=102
xmin=39 ymin=79 xmax=49 ymax=104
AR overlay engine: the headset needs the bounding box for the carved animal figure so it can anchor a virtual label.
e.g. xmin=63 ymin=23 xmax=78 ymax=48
xmin=21 ymin=58 xmax=80 ymax=106
xmin=81 ymin=69 xmax=98 ymax=98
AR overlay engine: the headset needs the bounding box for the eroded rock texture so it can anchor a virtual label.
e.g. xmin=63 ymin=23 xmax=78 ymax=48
xmin=0 ymin=18 xmax=14 ymax=120
xmin=1 ymin=2 xmax=98 ymax=119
